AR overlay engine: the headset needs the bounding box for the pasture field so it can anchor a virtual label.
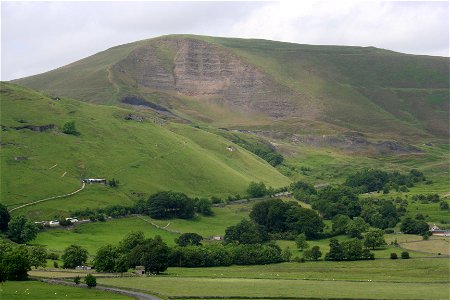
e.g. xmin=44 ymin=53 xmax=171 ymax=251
xmin=0 ymin=280 xmax=131 ymax=299
xmin=398 ymin=236 xmax=450 ymax=255
xmin=147 ymin=201 xmax=253 ymax=237
xmin=276 ymin=235 xmax=437 ymax=259
xmin=1 ymin=83 xmax=289 ymax=220
xmin=30 ymin=201 xmax=255 ymax=253
xmin=26 ymin=259 xmax=449 ymax=300
xmin=97 ymin=258 xmax=450 ymax=299
xmin=31 ymin=216 xmax=180 ymax=253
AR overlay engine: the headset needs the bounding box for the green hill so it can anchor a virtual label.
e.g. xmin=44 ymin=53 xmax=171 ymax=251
xmin=14 ymin=35 xmax=449 ymax=140
xmin=0 ymin=83 xmax=289 ymax=219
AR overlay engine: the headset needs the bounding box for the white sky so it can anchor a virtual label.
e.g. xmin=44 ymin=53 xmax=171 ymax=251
xmin=1 ymin=1 xmax=449 ymax=81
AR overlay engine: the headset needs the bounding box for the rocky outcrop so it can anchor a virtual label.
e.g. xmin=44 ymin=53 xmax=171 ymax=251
xmin=115 ymin=38 xmax=310 ymax=119
xmin=13 ymin=124 xmax=55 ymax=132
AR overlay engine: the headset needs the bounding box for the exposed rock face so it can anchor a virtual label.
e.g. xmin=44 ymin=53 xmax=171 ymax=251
xmin=13 ymin=124 xmax=55 ymax=132
xmin=115 ymin=38 xmax=307 ymax=119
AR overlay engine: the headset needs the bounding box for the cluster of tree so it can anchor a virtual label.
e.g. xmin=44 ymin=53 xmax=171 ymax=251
xmin=359 ymin=199 xmax=400 ymax=229
xmin=169 ymin=243 xmax=284 ymax=267
xmin=344 ymin=169 xmax=425 ymax=193
xmin=249 ymin=199 xmax=324 ymax=238
xmin=412 ymin=194 xmax=440 ymax=203
xmin=0 ymin=242 xmax=31 ymax=282
xmin=331 ymin=215 xmax=369 ymax=238
xmin=400 ymin=217 xmax=429 ymax=235
xmin=144 ymin=191 xmax=195 ymax=219
xmin=290 ymin=181 xmax=317 ymax=202
xmin=92 ymin=231 xmax=286 ymax=274
xmin=71 ymin=205 xmax=135 ymax=220
xmin=325 ymin=238 xmax=374 ymax=261
xmin=311 ymin=186 xmax=361 ymax=219
xmin=92 ymin=231 xmax=169 ymax=274
xmin=4 ymin=215 xmax=39 ymax=244
xmin=290 ymin=181 xmax=409 ymax=231
xmin=225 ymin=134 xmax=284 ymax=166
xmin=0 ymin=242 xmax=50 ymax=282
xmin=0 ymin=203 xmax=11 ymax=233
xmin=71 ymin=192 xmax=214 ymax=221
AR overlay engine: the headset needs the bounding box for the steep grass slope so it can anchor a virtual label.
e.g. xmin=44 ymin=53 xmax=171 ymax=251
xmin=0 ymin=83 xmax=289 ymax=219
xmin=14 ymin=35 xmax=449 ymax=140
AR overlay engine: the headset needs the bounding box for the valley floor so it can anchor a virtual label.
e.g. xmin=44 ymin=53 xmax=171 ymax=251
xmin=25 ymin=258 xmax=450 ymax=300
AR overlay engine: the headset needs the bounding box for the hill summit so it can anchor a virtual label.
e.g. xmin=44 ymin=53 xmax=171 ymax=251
xmin=14 ymin=35 xmax=449 ymax=140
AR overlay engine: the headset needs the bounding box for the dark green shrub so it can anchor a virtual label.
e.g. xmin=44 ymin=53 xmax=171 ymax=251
xmin=401 ymin=251 xmax=410 ymax=259
xmin=62 ymin=121 xmax=79 ymax=135
xmin=85 ymin=274 xmax=96 ymax=287
xmin=390 ymin=253 xmax=398 ymax=259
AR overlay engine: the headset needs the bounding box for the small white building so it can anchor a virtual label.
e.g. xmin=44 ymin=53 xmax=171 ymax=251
xmin=75 ymin=265 xmax=91 ymax=270
xmin=82 ymin=178 xmax=107 ymax=184
xmin=48 ymin=220 xmax=60 ymax=227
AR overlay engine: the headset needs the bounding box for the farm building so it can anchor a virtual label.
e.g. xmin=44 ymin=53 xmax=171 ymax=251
xmin=82 ymin=178 xmax=107 ymax=184
xmin=430 ymin=224 xmax=450 ymax=237
xmin=135 ymin=266 xmax=145 ymax=276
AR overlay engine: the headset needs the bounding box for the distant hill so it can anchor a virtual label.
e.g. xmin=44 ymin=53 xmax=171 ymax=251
xmin=0 ymin=83 xmax=289 ymax=219
xmin=14 ymin=35 xmax=449 ymax=140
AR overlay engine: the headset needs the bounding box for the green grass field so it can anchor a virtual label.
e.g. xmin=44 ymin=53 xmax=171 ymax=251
xmin=31 ymin=216 xmax=180 ymax=254
xmin=95 ymin=258 xmax=449 ymax=299
xmin=1 ymin=83 xmax=289 ymax=220
xmin=0 ymin=280 xmax=132 ymax=299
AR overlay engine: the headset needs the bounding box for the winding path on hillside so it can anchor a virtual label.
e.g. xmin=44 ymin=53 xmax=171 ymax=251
xmin=39 ymin=278 xmax=162 ymax=300
xmin=9 ymin=182 xmax=86 ymax=212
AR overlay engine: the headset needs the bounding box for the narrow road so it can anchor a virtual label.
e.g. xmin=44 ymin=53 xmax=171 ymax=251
xmin=39 ymin=278 xmax=162 ymax=300
xmin=9 ymin=182 xmax=86 ymax=212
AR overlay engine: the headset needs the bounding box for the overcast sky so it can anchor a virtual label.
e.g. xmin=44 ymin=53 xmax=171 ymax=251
xmin=1 ymin=1 xmax=448 ymax=81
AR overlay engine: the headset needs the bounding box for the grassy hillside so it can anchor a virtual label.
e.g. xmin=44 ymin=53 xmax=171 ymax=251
xmin=0 ymin=83 xmax=289 ymax=219
xmin=13 ymin=34 xmax=449 ymax=140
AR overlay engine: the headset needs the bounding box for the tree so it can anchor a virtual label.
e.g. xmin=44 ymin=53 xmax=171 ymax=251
xmin=7 ymin=215 xmax=39 ymax=244
xmin=62 ymin=245 xmax=88 ymax=269
xmin=29 ymin=246 xmax=47 ymax=269
xmin=108 ymin=178 xmax=119 ymax=188
xmin=345 ymin=217 xmax=369 ymax=238
xmin=340 ymin=239 xmax=373 ymax=261
xmin=390 ymin=253 xmax=398 ymax=259
xmin=400 ymin=217 xmax=429 ymax=235
xmin=84 ymin=274 xmax=97 ymax=288
xmin=146 ymin=191 xmax=195 ymax=219
xmin=62 ymin=121 xmax=79 ymax=135
xmin=194 ymin=198 xmax=213 ymax=216
xmin=93 ymin=244 xmax=118 ymax=272
xmin=74 ymin=276 xmax=81 ymax=284
xmin=176 ymin=233 xmax=203 ymax=247
xmin=118 ymin=231 xmax=145 ymax=253
xmin=250 ymin=199 xmax=324 ymax=238
xmin=363 ymin=229 xmax=387 ymax=250
xmin=439 ymin=201 xmax=449 ymax=210
xmin=325 ymin=238 xmax=344 ymax=261
xmin=114 ymin=254 xmax=129 ymax=274
xmin=224 ymin=219 xmax=269 ymax=245
xmin=332 ymin=214 xmax=351 ymax=235
xmin=295 ymin=233 xmax=309 ymax=251
xmin=304 ymin=246 xmax=322 ymax=261
xmin=128 ymin=236 xmax=170 ymax=274
xmin=401 ymin=251 xmax=410 ymax=259
xmin=0 ymin=203 xmax=10 ymax=232
xmin=247 ymin=182 xmax=267 ymax=198
xmin=1 ymin=245 xmax=31 ymax=280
